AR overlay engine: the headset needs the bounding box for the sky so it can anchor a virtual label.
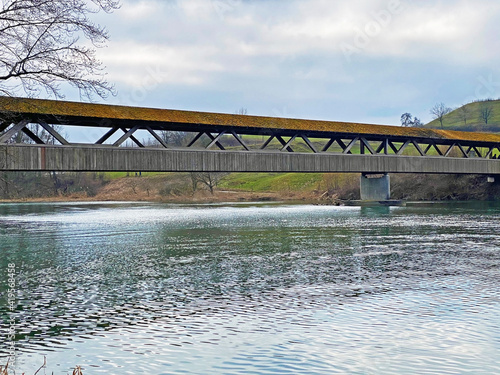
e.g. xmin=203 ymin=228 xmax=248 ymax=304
xmin=75 ymin=0 xmax=500 ymax=126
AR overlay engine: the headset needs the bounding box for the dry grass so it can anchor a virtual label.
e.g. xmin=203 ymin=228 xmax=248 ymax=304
xmin=1 ymin=358 xmax=83 ymax=375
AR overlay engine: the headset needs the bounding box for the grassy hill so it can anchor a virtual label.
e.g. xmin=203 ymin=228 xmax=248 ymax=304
xmin=426 ymin=100 xmax=500 ymax=132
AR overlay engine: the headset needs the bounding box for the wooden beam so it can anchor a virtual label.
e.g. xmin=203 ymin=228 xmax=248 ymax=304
xmin=206 ymin=132 xmax=226 ymax=150
xmin=95 ymin=127 xmax=118 ymax=144
xmin=38 ymin=121 xmax=69 ymax=145
xmin=231 ymin=131 xmax=250 ymax=151
xmin=360 ymin=138 xmax=375 ymax=155
xmin=301 ymin=135 xmax=318 ymax=153
xmin=187 ymin=132 xmax=204 ymax=147
xmin=22 ymin=127 xmax=45 ymax=144
xmin=113 ymin=125 xmax=141 ymax=147
xmin=343 ymin=137 xmax=359 ymax=154
xmin=260 ymin=135 xmax=275 ymax=150
xmin=321 ymin=138 xmax=336 ymax=152
xmin=146 ymin=126 xmax=168 ymax=148
xmin=0 ymin=119 xmax=30 ymax=143
xmin=276 ymin=135 xmax=294 ymax=152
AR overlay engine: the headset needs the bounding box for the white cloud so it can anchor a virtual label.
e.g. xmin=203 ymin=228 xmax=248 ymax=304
xmin=95 ymin=0 xmax=500 ymax=123
xmin=118 ymin=0 xmax=159 ymax=20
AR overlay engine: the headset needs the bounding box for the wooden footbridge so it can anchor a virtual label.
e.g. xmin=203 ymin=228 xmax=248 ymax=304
xmin=1 ymin=96 xmax=500 ymax=177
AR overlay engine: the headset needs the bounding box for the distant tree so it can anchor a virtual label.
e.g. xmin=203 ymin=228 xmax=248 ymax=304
xmin=236 ymin=107 xmax=248 ymax=115
xmin=0 ymin=0 xmax=120 ymax=100
xmin=458 ymin=105 xmax=470 ymax=126
xmin=400 ymin=112 xmax=413 ymax=127
xmin=400 ymin=113 xmax=423 ymax=127
xmin=480 ymin=102 xmax=493 ymax=125
xmin=412 ymin=117 xmax=423 ymax=127
xmin=430 ymin=103 xmax=452 ymax=128
xmin=161 ymin=131 xmax=188 ymax=147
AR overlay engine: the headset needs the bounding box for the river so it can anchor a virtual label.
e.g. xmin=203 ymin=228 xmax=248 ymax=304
xmin=1 ymin=201 xmax=499 ymax=374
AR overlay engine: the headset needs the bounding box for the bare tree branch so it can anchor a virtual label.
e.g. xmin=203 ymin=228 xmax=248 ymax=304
xmin=0 ymin=0 xmax=120 ymax=101
xmin=190 ymin=172 xmax=228 ymax=195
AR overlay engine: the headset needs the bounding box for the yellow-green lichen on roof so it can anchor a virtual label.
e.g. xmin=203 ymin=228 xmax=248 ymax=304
xmin=2 ymin=96 xmax=500 ymax=144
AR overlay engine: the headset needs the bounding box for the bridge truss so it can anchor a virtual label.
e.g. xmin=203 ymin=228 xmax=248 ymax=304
xmin=1 ymin=97 xmax=500 ymax=174
xmin=1 ymin=113 xmax=500 ymax=161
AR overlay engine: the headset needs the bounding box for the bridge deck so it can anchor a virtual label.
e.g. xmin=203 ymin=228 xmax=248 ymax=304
xmin=1 ymin=96 xmax=500 ymax=145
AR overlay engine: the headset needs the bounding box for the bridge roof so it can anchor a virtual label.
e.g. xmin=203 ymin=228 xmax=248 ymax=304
xmin=1 ymin=96 xmax=500 ymax=144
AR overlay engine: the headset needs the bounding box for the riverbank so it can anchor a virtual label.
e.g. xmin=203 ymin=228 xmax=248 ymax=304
xmin=0 ymin=172 xmax=341 ymax=204
xmin=0 ymin=190 xmax=312 ymax=204
xmin=0 ymin=172 xmax=498 ymax=203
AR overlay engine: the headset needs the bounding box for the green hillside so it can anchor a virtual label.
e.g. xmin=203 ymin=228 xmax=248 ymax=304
xmin=426 ymin=100 xmax=500 ymax=132
xmin=219 ymin=173 xmax=325 ymax=192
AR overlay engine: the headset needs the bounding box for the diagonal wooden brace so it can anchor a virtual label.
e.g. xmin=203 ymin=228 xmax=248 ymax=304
xmin=146 ymin=126 xmax=168 ymax=148
xmin=230 ymin=131 xmax=250 ymax=151
xmin=206 ymin=132 xmax=226 ymax=150
xmin=0 ymin=119 xmax=31 ymax=143
xmin=38 ymin=121 xmax=69 ymax=145
xmin=113 ymin=126 xmax=142 ymax=147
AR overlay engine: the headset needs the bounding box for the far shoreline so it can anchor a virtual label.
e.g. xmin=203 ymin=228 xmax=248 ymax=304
xmin=1 ymin=192 xmax=497 ymax=206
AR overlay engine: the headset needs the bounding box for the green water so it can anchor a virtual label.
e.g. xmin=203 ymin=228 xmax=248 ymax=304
xmin=1 ymin=201 xmax=499 ymax=374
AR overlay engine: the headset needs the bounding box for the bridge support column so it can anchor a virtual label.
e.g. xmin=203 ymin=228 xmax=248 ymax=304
xmin=360 ymin=173 xmax=390 ymax=201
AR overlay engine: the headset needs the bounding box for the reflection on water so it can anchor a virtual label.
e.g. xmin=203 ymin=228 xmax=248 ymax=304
xmin=1 ymin=201 xmax=500 ymax=374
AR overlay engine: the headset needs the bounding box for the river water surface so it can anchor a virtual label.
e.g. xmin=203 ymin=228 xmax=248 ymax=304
xmin=0 ymin=201 xmax=499 ymax=374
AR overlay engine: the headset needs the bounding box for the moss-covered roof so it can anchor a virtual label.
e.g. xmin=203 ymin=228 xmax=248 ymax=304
xmin=2 ymin=96 xmax=500 ymax=144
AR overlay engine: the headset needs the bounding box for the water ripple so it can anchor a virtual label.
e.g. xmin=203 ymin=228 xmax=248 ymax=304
xmin=0 ymin=202 xmax=499 ymax=374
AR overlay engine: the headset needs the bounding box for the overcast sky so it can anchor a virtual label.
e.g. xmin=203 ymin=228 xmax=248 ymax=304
xmin=79 ymin=0 xmax=500 ymax=125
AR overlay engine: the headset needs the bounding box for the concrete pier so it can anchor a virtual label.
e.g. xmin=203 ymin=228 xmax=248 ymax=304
xmin=360 ymin=173 xmax=391 ymax=201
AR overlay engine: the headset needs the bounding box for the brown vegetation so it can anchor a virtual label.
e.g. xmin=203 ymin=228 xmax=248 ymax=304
xmin=391 ymin=174 xmax=500 ymax=201
xmin=0 ymin=172 xmax=498 ymax=203
xmin=0 ymin=172 xmax=108 ymax=200
xmin=0 ymin=358 xmax=83 ymax=375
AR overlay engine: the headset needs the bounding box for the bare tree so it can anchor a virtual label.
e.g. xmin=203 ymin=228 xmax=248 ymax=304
xmin=458 ymin=105 xmax=470 ymax=126
xmin=161 ymin=131 xmax=189 ymax=147
xmin=480 ymin=102 xmax=493 ymax=125
xmin=430 ymin=102 xmax=452 ymax=128
xmin=0 ymin=0 xmax=119 ymax=100
xmin=190 ymin=172 xmax=228 ymax=195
